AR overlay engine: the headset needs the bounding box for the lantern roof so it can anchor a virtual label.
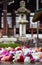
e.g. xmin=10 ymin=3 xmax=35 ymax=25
xmin=15 ymin=0 xmax=30 ymax=14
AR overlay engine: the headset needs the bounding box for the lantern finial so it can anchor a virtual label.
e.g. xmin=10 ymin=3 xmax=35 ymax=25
xmin=20 ymin=0 xmax=25 ymax=7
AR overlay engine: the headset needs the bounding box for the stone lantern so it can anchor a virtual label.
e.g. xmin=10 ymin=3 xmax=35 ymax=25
xmin=15 ymin=0 xmax=30 ymax=37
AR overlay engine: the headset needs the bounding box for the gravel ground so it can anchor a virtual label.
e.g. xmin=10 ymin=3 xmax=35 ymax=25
xmin=0 ymin=62 xmax=42 ymax=65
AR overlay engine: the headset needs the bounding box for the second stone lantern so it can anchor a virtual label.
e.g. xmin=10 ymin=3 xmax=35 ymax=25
xmin=15 ymin=0 xmax=30 ymax=37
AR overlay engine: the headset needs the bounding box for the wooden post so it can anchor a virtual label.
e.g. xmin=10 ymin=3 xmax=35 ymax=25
xmin=3 ymin=0 xmax=8 ymax=35
xmin=36 ymin=0 xmax=39 ymax=47
xmin=0 ymin=12 xmax=1 ymax=29
xmin=12 ymin=10 xmax=16 ymax=28
xmin=31 ymin=29 xmax=33 ymax=44
xmin=12 ymin=10 xmax=16 ymax=36
xmin=31 ymin=29 xmax=33 ymax=37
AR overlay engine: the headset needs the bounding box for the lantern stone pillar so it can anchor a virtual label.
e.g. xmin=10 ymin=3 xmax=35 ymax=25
xmin=3 ymin=0 xmax=8 ymax=35
xmin=23 ymin=24 xmax=26 ymax=36
xmin=19 ymin=24 xmax=22 ymax=37
xmin=19 ymin=24 xmax=26 ymax=37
